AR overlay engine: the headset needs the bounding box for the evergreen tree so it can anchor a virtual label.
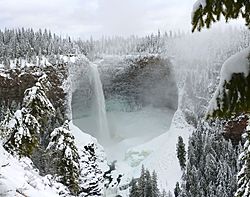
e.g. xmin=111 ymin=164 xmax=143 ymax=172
xmin=174 ymin=182 xmax=181 ymax=197
xmin=192 ymin=0 xmax=250 ymax=32
xmin=138 ymin=165 xmax=146 ymax=197
xmin=130 ymin=178 xmax=140 ymax=197
xmin=144 ymin=170 xmax=152 ymax=197
xmin=23 ymin=74 xmax=55 ymax=121
xmin=22 ymin=74 xmax=55 ymax=140
xmin=191 ymin=2 xmax=250 ymax=196
xmin=176 ymin=136 xmax=186 ymax=170
xmin=78 ymin=143 xmax=104 ymax=197
xmin=180 ymin=121 xmax=239 ymax=197
xmin=234 ymin=123 xmax=250 ymax=197
xmin=206 ymin=71 xmax=250 ymax=119
xmin=0 ymin=75 xmax=54 ymax=158
xmin=129 ymin=166 xmax=161 ymax=197
xmin=47 ymin=121 xmax=80 ymax=195
xmin=0 ymin=108 xmax=13 ymax=139
xmin=152 ymin=171 xmax=160 ymax=197
xmin=3 ymin=108 xmax=40 ymax=157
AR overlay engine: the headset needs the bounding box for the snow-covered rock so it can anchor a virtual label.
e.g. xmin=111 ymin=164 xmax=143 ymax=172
xmin=0 ymin=142 xmax=69 ymax=197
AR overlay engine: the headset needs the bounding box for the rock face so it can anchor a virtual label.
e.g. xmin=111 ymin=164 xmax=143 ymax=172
xmin=100 ymin=54 xmax=178 ymax=111
xmin=0 ymin=65 xmax=68 ymax=124
xmin=223 ymin=114 xmax=248 ymax=145
xmin=71 ymin=54 xmax=178 ymax=120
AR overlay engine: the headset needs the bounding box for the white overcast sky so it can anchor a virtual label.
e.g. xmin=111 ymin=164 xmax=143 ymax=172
xmin=0 ymin=0 xmax=244 ymax=39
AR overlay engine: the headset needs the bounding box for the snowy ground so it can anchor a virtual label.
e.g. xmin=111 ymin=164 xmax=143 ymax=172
xmin=73 ymin=106 xmax=192 ymax=196
xmin=0 ymin=144 xmax=65 ymax=197
xmin=0 ymin=123 xmax=108 ymax=197
xmin=108 ymin=109 xmax=194 ymax=196
xmin=125 ymin=110 xmax=193 ymax=191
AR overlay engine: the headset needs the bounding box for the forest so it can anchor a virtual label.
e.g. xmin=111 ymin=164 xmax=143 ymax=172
xmin=0 ymin=0 xmax=250 ymax=197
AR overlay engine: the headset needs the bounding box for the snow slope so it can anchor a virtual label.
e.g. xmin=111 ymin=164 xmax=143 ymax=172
xmin=69 ymin=121 xmax=109 ymax=172
xmin=0 ymin=122 xmax=109 ymax=197
xmin=0 ymin=143 xmax=67 ymax=197
xmin=105 ymin=109 xmax=194 ymax=196
xmin=127 ymin=109 xmax=193 ymax=192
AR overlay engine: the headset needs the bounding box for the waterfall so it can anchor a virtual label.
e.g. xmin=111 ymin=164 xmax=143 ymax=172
xmin=90 ymin=63 xmax=111 ymax=145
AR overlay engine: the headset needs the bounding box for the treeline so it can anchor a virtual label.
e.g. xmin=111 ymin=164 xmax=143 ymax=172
xmin=1 ymin=27 xmax=249 ymax=67
xmin=0 ymin=28 xmax=186 ymax=65
xmin=0 ymin=28 xmax=75 ymax=60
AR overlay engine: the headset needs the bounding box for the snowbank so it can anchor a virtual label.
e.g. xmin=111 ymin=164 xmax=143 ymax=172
xmin=207 ymin=46 xmax=250 ymax=115
xmin=69 ymin=121 xmax=94 ymax=146
xmin=0 ymin=144 xmax=64 ymax=197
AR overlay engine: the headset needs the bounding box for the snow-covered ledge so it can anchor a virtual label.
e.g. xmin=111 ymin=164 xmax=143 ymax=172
xmin=207 ymin=46 xmax=250 ymax=116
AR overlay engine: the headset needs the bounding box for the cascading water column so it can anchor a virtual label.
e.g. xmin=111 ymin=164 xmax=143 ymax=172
xmin=90 ymin=63 xmax=111 ymax=146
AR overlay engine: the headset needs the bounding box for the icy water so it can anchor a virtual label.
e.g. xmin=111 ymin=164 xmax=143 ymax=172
xmin=74 ymin=106 xmax=175 ymax=160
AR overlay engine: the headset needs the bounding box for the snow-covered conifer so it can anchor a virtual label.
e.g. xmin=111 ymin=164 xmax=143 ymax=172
xmin=181 ymin=121 xmax=238 ymax=197
xmin=129 ymin=178 xmax=140 ymax=197
xmin=144 ymin=170 xmax=152 ymax=197
xmin=47 ymin=120 xmax=80 ymax=195
xmin=23 ymin=74 xmax=55 ymax=129
xmin=78 ymin=143 xmax=104 ymax=197
xmin=138 ymin=165 xmax=146 ymax=196
xmin=0 ymin=108 xmax=13 ymax=139
xmin=3 ymin=108 xmax=40 ymax=157
xmin=176 ymin=136 xmax=186 ymax=170
xmin=174 ymin=182 xmax=181 ymax=197
xmin=152 ymin=170 xmax=160 ymax=197
xmin=234 ymin=123 xmax=250 ymax=197
xmin=24 ymin=75 xmax=53 ymax=110
xmin=130 ymin=166 xmax=161 ymax=197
